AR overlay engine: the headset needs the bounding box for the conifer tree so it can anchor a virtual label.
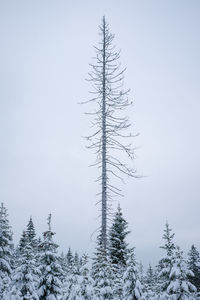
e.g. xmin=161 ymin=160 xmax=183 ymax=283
xmin=74 ymin=254 xmax=94 ymax=300
xmin=66 ymin=247 xmax=74 ymax=272
xmin=8 ymin=242 xmax=40 ymax=300
xmin=26 ymin=217 xmax=38 ymax=251
xmin=92 ymin=236 xmax=114 ymax=299
xmin=160 ymin=222 xmax=176 ymax=258
xmin=122 ymin=249 xmax=143 ymax=300
xmin=187 ymin=245 xmax=200 ymax=293
xmin=138 ymin=262 xmax=145 ymax=287
xmin=83 ymin=16 xmax=136 ymax=249
xmin=16 ymin=218 xmax=37 ymax=261
xmin=74 ymin=251 xmax=80 ymax=269
xmin=38 ymin=214 xmax=62 ymax=300
xmin=0 ymin=203 xmax=14 ymax=297
xmin=112 ymin=264 xmax=123 ymax=300
xmin=109 ymin=205 xmax=130 ymax=267
xmin=14 ymin=229 xmax=28 ymax=270
xmin=158 ymin=222 xmax=176 ymax=294
xmin=167 ymin=246 xmax=196 ymax=299
xmin=58 ymin=252 xmax=68 ymax=282
xmin=62 ymin=255 xmax=81 ymax=300
xmin=18 ymin=230 xmax=28 ymax=254
xmin=143 ymin=264 xmax=157 ymax=298
xmin=108 ymin=205 xmax=131 ymax=299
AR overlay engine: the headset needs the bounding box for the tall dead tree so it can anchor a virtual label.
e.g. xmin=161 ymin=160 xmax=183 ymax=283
xmin=84 ymin=17 xmax=137 ymax=250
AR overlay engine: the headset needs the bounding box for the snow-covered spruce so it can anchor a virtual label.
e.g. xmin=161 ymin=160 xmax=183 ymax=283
xmin=26 ymin=217 xmax=38 ymax=252
xmin=7 ymin=242 xmax=40 ymax=300
xmin=78 ymin=254 xmax=94 ymax=299
xmin=158 ymin=222 xmax=176 ymax=295
xmin=62 ymin=255 xmax=81 ymax=300
xmin=187 ymin=244 xmax=200 ymax=293
xmin=37 ymin=214 xmax=63 ymax=300
xmin=58 ymin=252 xmax=68 ymax=282
xmin=66 ymin=248 xmax=74 ymax=273
xmin=15 ymin=217 xmax=38 ymax=265
xmin=92 ymin=238 xmax=114 ymax=300
xmin=167 ymin=246 xmax=196 ymax=299
xmin=0 ymin=203 xmax=14 ymax=298
xmin=108 ymin=204 xmax=130 ymax=267
xmin=122 ymin=249 xmax=143 ymax=300
xmin=142 ymin=264 xmax=158 ymax=299
xmin=17 ymin=230 xmax=28 ymax=255
xmin=63 ymin=254 xmax=94 ymax=300
xmin=108 ymin=205 xmax=132 ymax=299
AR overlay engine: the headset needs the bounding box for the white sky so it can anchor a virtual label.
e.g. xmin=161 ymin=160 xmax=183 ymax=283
xmin=0 ymin=0 xmax=199 ymax=267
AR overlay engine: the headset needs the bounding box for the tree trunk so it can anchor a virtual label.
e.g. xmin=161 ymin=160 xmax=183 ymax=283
xmin=101 ymin=16 xmax=107 ymax=250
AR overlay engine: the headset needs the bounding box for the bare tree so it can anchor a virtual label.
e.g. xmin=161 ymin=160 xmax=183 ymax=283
xmin=83 ymin=16 xmax=137 ymax=250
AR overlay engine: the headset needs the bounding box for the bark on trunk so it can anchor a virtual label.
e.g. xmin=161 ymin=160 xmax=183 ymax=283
xmin=101 ymin=16 xmax=107 ymax=250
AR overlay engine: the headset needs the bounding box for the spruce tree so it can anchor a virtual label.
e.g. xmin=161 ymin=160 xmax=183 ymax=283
xmin=63 ymin=254 xmax=94 ymax=300
xmin=8 ymin=242 xmax=40 ymax=300
xmin=14 ymin=229 xmax=28 ymax=270
xmin=62 ymin=255 xmax=81 ymax=300
xmin=167 ymin=246 xmax=196 ymax=299
xmin=74 ymin=251 xmax=80 ymax=269
xmin=26 ymin=217 xmax=38 ymax=251
xmin=109 ymin=205 xmax=130 ymax=267
xmin=187 ymin=245 xmax=200 ymax=293
xmin=108 ymin=205 xmax=130 ymax=299
xmin=78 ymin=254 xmax=94 ymax=299
xmin=92 ymin=236 xmax=114 ymax=299
xmin=16 ymin=218 xmax=37 ymax=261
xmin=38 ymin=214 xmax=62 ymax=300
xmin=122 ymin=249 xmax=143 ymax=300
xmin=138 ymin=262 xmax=145 ymax=287
xmin=143 ymin=264 xmax=157 ymax=298
xmin=160 ymin=222 xmax=176 ymax=258
xmin=18 ymin=230 xmax=28 ymax=254
xmin=0 ymin=203 xmax=14 ymax=297
xmin=58 ymin=252 xmax=68 ymax=282
xmin=66 ymin=247 xmax=74 ymax=272
xmin=158 ymin=222 xmax=176 ymax=294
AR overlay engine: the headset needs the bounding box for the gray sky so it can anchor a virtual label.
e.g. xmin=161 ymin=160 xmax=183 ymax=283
xmin=0 ymin=0 xmax=199 ymax=267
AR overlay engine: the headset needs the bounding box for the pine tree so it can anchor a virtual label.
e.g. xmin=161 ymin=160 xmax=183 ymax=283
xmin=0 ymin=203 xmax=14 ymax=297
xmin=187 ymin=245 xmax=200 ymax=293
xmin=122 ymin=249 xmax=143 ymax=300
xmin=83 ymin=16 xmax=137 ymax=249
xmin=38 ymin=214 xmax=62 ymax=300
xmin=109 ymin=205 xmax=130 ymax=267
xmin=8 ymin=242 xmax=40 ymax=300
xmin=167 ymin=246 xmax=196 ymax=299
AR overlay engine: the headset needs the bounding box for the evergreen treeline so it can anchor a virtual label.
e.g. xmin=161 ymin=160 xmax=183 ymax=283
xmin=0 ymin=203 xmax=199 ymax=300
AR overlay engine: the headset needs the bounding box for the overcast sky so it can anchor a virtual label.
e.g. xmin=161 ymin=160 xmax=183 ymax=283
xmin=0 ymin=0 xmax=199 ymax=267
